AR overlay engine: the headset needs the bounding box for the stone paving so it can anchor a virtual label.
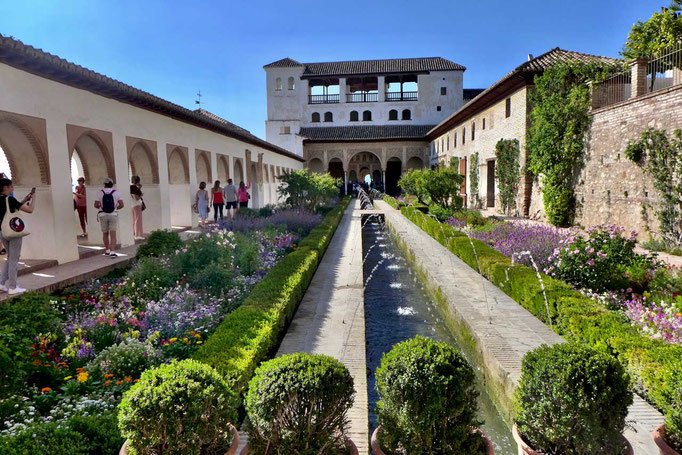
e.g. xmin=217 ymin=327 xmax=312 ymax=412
xmin=274 ymin=198 xmax=369 ymax=454
xmin=376 ymin=200 xmax=664 ymax=455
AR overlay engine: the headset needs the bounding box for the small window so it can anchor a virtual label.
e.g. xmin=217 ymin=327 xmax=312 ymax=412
xmin=402 ymin=109 xmax=411 ymax=120
xmin=440 ymin=87 xmax=447 ymax=96
xmin=437 ymin=106 xmax=442 ymax=111
xmin=482 ymin=118 xmax=486 ymax=130
xmin=447 ymin=135 xmax=450 ymax=150
xmin=505 ymin=98 xmax=511 ymax=118
xmin=350 ymin=111 xmax=359 ymax=122
xmin=363 ymin=110 xmax=372 ymax=121
xmin=311 ymin=112 xmax=320 ymax=123
xmin=454 ymin=132 xmax=457 ymax=148
xmin=471 ymin=122 xmax=476 ymax=141
xmin=275 ymin=77 xmax=282 ymax=91
xmin=462 ymin=127 xmax=466 ymax=144
xmin=324 ymin=112 xmax=333 ymax=122
xmin=389 ymin=109 xmax=398 ymax=121
xmin=441 ymin=138 xmax=444 ymax=152
xmin=287 ymin=77 xmax=295 ymax=90
xmin=280 ymin=126 xmax=291 ymax=134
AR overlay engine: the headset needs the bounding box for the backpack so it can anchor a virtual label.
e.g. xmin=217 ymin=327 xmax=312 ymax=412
xmin=101 ymin=189 xmax=116 ymax=213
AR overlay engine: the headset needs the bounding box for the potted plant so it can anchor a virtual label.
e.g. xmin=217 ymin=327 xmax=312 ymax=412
xmin=118 ymin=359 xmax=240 ymax=455
xmin=242 ymin=353 xmax=358 ymax=454
xmin=513 ymin=343 xmax=634 ymax=455
xmin=371 ymin=335 xmax=495 ymax=455
xmin=652 ymin=364 xmax=682 ymax=454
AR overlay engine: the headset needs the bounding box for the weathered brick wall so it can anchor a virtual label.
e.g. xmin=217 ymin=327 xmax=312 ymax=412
xmin=575 ymin=85 xmax=682 ymax=238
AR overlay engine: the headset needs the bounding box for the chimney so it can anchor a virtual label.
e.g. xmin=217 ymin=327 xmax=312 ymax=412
xmin=528 ymin=54 xmax=534 ymax=61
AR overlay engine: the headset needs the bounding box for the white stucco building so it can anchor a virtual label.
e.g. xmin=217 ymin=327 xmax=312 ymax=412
xmin=0 ymin=34 xmax=304 ymax=264
xmin=264 ymin=57 xmax=477 ymax=193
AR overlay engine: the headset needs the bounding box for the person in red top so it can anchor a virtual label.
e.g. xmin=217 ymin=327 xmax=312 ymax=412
xmin=237 ymin=181 xmax=251 ymax=210
xmin=74 ymin=177 xmax=87 ymax=237
xmin=210 ymin=180 xmax=224 ymax=222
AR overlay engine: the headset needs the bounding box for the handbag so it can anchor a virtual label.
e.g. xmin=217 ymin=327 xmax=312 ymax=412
xmin=140 ymin=199 xmax=146 ymax=211
xmin=2 ymin=196 xmax=29 ymax=238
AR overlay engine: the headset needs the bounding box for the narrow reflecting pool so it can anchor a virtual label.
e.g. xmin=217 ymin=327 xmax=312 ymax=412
xmin=363 ymin=218 xmax=515 ymax=454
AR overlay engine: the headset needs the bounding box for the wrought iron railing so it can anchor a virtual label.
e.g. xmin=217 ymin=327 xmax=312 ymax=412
xmin=385 ymin=91 xmax=418 ymax=101
xmin=646 ymin=42 xmax=682 ymax=94
xmin=308 ymin=94 xmax=340 ymax=104
xmin=591 ymin=68 xmax=631 ymax=110
xmin=346 ymin=92 xmax=378 ymax=103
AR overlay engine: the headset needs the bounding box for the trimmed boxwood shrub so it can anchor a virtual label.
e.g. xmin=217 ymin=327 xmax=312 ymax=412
xmin=135 ymin=229 xmax=183 ymax=258
xmin=515 ymin=343 xmax=632 ymax=454
xmin=118 ymin=359 xmax=238 ymax=455
xmin=192 ymin=198 xmax=350 ymax=398
xmin=375 ymin=336 xmax=484 ymax=455
xmin=399 ymin=205 xmax=682 ymax=419
xmin=245 ymin=353 xmax=355 ymax=454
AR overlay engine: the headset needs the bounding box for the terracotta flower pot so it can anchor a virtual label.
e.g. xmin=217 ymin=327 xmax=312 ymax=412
xmin=512 ymin=424 xmax=633 ymax=455
xmin=239 ymin=437 xmax=358 ymax=455
xmin=371 ymin=425 xmax=495 ymax=455
xmin=119 ymin=423 xmax=240 ymax=455
xmin=653 ymin=423 xmax=681 ymax=455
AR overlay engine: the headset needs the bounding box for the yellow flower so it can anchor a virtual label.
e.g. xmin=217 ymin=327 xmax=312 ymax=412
xmin=196 ymin=341 xmax=203 ymax=344
xmin=64 ymin=376 xmax=72 ymax=381
xmin=77 ymin=372 xmax=89 ymax=383
xmin=169 ymin=337 xmax=178 ymax=343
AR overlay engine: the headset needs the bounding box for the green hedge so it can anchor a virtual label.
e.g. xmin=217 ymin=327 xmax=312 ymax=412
xmin=192 ymin=198 xmax=350 ymax=398
xmin=399 ymin=206 xmax=682 ymax=417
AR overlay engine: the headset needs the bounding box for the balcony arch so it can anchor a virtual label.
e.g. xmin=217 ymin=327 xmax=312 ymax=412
xmin=167 ymin=146 xmax=189 ymax=184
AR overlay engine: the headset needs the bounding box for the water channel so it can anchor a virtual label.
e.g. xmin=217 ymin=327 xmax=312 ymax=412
xmin=362 ymin=216 xmax=516 ymax=454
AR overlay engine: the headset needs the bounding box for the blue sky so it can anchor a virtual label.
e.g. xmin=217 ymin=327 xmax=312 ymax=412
xmin=0 ymin=0 xmax=667 ymax=139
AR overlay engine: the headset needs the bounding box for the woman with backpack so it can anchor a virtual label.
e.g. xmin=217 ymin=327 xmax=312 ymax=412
xmin=237 ymin=181 xmax=251 ymax=210
xmin=0 ymin=178 xmax=34 ymax=295
xmin=211 ymin=180 xmax=224 ymax=222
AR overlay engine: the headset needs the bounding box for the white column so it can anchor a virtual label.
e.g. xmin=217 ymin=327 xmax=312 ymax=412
xmin=189 ymin=148 xmax=198 ymax=226
xmin=344 ymin=171 xmax=348 ymax=195
xmin=156 ymin=143 xmax=172 ymax=230
xmin=111 ymin=133 xmax=135 ymax=248
xmin=339 ymin=77 xmax=347 ymax=104
xmin=378 ymin=76 xmax=386 ymax=102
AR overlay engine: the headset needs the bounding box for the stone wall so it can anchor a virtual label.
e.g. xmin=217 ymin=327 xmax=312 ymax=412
xmin=575 ymin=84 xmax=682 ymax=239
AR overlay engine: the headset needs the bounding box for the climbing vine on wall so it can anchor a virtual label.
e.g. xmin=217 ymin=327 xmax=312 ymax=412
xmin=527 ymin=61 xmax=619 ymax=226
xmin=495 ymin=139 xmax=520 ymax=215
xmin=469 ymin=152 xmax=480 ymax=208
xmin=625 ymin=128 xmax=682 ymax=247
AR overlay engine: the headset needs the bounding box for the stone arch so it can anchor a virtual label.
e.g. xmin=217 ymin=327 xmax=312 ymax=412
xmin=127 ymin=137 xmax=159 ymax=184
xmin=67 ymin=127 xmax=116 ymax=186
xmin=349 ymin=170 xmax=357 ymax=181
xmin=346 ymin=150 xmax=383 ymax=170
xmin=217 ymin=154 xmax=230 ymax=182
xmin=233 ymin=158 xmax=244 ymax=184
xmin=386 ymin=156 xmax=402 ymax=195
xmin=308 ymin=158 xmax=324 ymax=173
xmin=328 ymin=157 xmax=344 ymax=181
xmin=406 ymin=156 xmax=424 ymax=170
xmin=196 ymin=150 xmax=212 ymax=184
xmin=0 ymin=112 xmax=49 ymax=186
xmin=359 ymin=167 xmax=371 ymax=182
xmin=167 ymin=146 xmax=189 ymax=184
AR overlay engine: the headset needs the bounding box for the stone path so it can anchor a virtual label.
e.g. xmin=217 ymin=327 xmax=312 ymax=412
xmin=274 ymin=198 xmax=369 ymax=454
xmin=0 ymin=229 xmax=200 ymax=303
xmin=376 ymin=200 xmax=664 ymax=455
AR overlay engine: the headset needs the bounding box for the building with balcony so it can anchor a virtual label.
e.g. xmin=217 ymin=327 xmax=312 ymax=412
xmin=264 ymin=56 xmax=466 ymax=193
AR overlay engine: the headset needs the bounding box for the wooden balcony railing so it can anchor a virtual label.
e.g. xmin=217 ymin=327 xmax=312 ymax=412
xmin=346 ymin=92 xmax=379 ymax=103
xmin=308 ymin=94 xmax=340 ymax=104
xmin=385 ymin=91 xmax=418 ymax=101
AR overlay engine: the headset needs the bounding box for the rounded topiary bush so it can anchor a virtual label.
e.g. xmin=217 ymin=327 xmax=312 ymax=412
xmin=515 ymin=343 xmax=633 ymax=454
xmin=375 ymin=335 xmax=484 ymax=454
xmin=118 ymin=359 xmax=238 ymax=455
xmin=87 ymin=338 xmax=160 ymax=381
xmin=245 ymin=353 xmax=355 ymax=454
xmin=662 ymin=362 xmax=682 ymax=451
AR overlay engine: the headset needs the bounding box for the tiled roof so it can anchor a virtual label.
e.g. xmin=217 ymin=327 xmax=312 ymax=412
xmin=264 ymin=57 xmax=465 ymax=77
xmin=0 ymin=34 xmax=304 ymax=162
xmin=299 ymin=125 xmax=435 ymax=142
xmin=263 ymin=57 xmax=303 ymax=68
xmin=428 ymin=48 xmax=621 ymax=138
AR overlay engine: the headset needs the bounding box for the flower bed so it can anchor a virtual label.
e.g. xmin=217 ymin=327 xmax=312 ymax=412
xmin=0 ymin=203 xmax=348 ymax=453
xmin=397 ymin=204 xmax=682 ymax=422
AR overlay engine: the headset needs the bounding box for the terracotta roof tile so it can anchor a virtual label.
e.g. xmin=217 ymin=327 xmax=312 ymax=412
xmin=263 ymin=57 xmax=303 ymax=68
xmin=264 ymin=57 xmax=465 ymax=77
xmin=299 ymin=125 xmax=435 ymax=141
